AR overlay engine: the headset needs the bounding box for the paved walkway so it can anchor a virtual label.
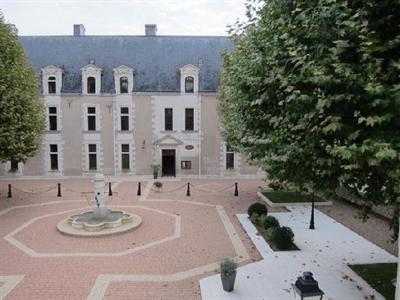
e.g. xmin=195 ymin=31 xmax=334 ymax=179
xmin=200 ymin=206 xmax=397 ymax=300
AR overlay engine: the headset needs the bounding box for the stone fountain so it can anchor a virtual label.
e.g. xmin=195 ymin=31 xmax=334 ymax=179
xmin=57 ymin=174 xmax=142 ymax=237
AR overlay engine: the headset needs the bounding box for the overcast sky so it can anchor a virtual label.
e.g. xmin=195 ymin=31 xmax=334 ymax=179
xmin=0 ymin=0 xmax=248 ymax=36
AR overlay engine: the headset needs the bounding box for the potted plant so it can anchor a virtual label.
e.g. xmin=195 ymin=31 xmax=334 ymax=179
xmin=152 ymin=164 xmax=160 ymax=179
xmin=220 ymin=259 xmax=237 ymax=292
xmin=153 ymin=181 xmax=162 ymax=192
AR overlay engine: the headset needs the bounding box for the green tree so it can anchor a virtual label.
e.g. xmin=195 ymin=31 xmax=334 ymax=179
xmin=219 ymin=0 xmax=400 ymax=295
xmin=0 ymin=12 xmax=45 ymax=164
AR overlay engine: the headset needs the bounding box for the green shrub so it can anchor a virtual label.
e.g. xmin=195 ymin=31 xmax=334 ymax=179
xmin=153 ymin=181 xmax=162 ymax=189
xmin=250 ymin=213 xmax=261 ymax=225
xmin=265 ymin=226 xmax=279 ymax=240
xmin=247 ymin=202 xmax=268 ymax=217
xmin=260 ymin=215 xmax=280 ymax=230
xmin=220 ymin=259 xmax=237 ymax=277
xmin=273 ymin=226 xmax=294 ymax=250
xmin=268 ymin=180 xmax=282 ymax=191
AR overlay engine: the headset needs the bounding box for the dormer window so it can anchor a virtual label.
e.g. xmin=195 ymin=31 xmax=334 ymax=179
xmin=48 ymin=77 xmax=56 ymax=94
xmin=113 ymin=65 xmax=134 ymax=94
xmin=120 ymin=76 xmax=129 ymax=93
xmin=185 ymin=76 xmax=194 ymax=93
xmin=87 ymin=77 xmax=96 ymax=94
xmin=41 ymin=65 xmax=63 ymax=95
xmin=180 ymin=64 xmax=200 ymax=93
xmin=81 ymin=63 xmax=102 ymax=95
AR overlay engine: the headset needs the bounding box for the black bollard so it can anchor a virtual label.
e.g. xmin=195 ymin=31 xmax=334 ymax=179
xmin=57 ymin=183 xmax=61 ymax=197
xmin=234 ymin=182 xmax=239 ymax=196
xmin=186 ymin=182 xmax=191 ymax=196
xmin=108 ymin=182 xmax=113 ymax=196
xmin=137 ymin=182 xmax=141 ymax=196
xmin=7 ymin=184 xmax=12 ymax=198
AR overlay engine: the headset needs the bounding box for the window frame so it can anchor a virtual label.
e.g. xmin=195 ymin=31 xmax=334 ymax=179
xmin=48 ymin=106 xmax=58 ymax=131
xmin=87 ymin=106 xmax=97 ymax=131
xmin=121 ymin=144 xmax=130 ymax=171
xmin=185 ymin=108 xmax=194 ymax=131
xmin=88 ymin=144 xmax=97 ymax=171
xmin=120 ymin=76 xmax=129 ymax=94
xmin=48 ymin=76 xmax=56 ymax=94
xmin=87 ymin=77 xmax=96 ymax=94
xmin=49 ymin=144 xmax=59 ymax=171
xmin=185 ymin=76 xmax=194 ymax=93
xmin=164 ymin=108 xmax=173 ymax=131
xmin=226 ymin=145 xmax=235 ymax=170
xmin=120 ymin=107 xmax=130 ymax=131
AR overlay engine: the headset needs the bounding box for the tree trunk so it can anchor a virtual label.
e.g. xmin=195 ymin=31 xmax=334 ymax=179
xmin=396 ymin=214 xmax=400 ymax=300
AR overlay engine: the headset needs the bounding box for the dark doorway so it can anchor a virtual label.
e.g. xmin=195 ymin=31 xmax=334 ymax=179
xmin=162 ymin=149 xmax=176 ymax=177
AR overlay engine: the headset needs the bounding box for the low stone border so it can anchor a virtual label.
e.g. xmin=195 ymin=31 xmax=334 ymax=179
xmin=57 ymin=213 xmax=142 ymax=237
xmin=257 ymin=191 xmax=332 ymax=208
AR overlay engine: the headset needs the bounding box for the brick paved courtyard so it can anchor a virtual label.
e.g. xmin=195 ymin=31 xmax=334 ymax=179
xmin=0 ymin=178 xmax=269 ymax=299
xmin=0 ymin=178 xmax=396 ymax=299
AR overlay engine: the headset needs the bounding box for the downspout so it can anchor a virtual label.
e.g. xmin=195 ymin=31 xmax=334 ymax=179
xmin=112 ymin=97 xmax=116 ymax=176
xmin=198 ymin=94 xmax=201 ymax=176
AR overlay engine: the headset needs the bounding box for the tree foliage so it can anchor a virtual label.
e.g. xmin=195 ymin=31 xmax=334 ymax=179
xmin=218 ymin=0 xmax=400 ymax=232
xmin=0 ymin=12 xmax=44 ymax=163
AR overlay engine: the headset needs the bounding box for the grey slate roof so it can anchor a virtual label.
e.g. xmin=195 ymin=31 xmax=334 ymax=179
xmin=19 ymin=35 xmax=234 ymax=93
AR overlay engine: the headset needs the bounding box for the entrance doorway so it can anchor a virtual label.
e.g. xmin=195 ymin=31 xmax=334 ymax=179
xmin=162 ymin=149 xmax=176 ymax=177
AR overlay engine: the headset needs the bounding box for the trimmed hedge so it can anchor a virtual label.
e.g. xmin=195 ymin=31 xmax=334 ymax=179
xmin=260 ymin=215 xmax=280 ymax=229
xmin=273 ymin=226 xmax=294 ymax=250
xmin=247 ymin=202 xmax=268 ymax=217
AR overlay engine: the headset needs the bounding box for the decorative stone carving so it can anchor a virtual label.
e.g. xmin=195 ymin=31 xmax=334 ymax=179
xmin=180 ymin=64 xmax=200 ymax=93
xmin=41 ymin=65 xmax=63 ymax=95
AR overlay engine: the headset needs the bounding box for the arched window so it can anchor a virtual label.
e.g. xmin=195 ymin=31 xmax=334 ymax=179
xmin=48 ymin=76 xmax=56 ymax=94
xmin=87 ymin=77 xmax=96 ymax=94
xmin=185 ymin=76 xmax=194 ymax=93
xmin=120 ymin=76 xmax=129 ymax=94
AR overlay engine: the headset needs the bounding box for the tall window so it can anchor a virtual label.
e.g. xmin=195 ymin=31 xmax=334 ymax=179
xmin=120 ymin=107 xmax=129 ymax=131
xmin=185 ymin=108 xmax=194 ymax=131
xmin=88 ymin=144 xmax=97 ymax=170
xmin=48 ymin=76 xmax=56 ymax=94
xmin=185 ymin=76 xmax=194 ymax=93
xmin=120 ymin=76 xmax=129 ymax=94
xmin=49 ymin=144 xmax=58 ymax=171
xmin=87 ymin=107 xmax=96 ymax=131
xmin=121 ymin=144 xmax=130 ymax=170
xmin=48 ymin=107 xmax=57 ymax=131
xmin=164 ymin=108 xmax=173 ymax=131
xmin=87 ymin=77 xmax=96 ymax=94
xmin=226 ymin=145 xmax=234 ymax=170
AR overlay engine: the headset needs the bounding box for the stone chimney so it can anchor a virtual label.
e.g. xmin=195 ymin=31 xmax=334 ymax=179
xmin=73 ymin=24 xmax=86 ymax=36
xmin=145 ymin=24 xmax=157 ymax=36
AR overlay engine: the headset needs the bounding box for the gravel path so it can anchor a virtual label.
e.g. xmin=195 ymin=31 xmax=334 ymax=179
xmin=318 ymin=198 xmax=398 ymax=256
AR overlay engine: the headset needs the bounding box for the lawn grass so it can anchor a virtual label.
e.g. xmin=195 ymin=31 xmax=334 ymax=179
xmin=348 ymin=263 xmax=397 ymax=300
xmin=262 ymin=191 xmax=325 ymax=203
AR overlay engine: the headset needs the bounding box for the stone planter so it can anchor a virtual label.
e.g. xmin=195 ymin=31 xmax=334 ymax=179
xmin=221 ymin=271 xmax=236 ymax=292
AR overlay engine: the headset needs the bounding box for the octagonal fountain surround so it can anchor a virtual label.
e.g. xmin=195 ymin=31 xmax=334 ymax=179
xmin=57 ymin=174 xmax=142 ymax=237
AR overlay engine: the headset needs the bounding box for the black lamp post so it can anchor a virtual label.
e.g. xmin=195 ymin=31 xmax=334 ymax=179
xmin=309 ymin=192 xmax=315 ymax=230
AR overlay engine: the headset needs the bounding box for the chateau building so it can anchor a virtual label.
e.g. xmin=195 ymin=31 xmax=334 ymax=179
xmin=0 ymin=24 xmax=260 ymax=177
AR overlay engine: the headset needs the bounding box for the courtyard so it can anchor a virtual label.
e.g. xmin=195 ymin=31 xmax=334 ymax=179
xmin=0 ymin=178 xmax=397 ymax=299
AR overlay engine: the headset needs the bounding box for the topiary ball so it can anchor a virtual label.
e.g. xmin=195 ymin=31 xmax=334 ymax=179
xmin=247 ymin=202 xmax=268 ymax=217
xmin=273 ymin=226 xmax=294 ymax=250
xmin=265 ymin=226 xmax=279 ymax=240
xmin=260 ymin=215 xmax=280 ymax=230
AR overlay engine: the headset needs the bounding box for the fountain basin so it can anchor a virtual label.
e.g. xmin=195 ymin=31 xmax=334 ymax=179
xmin=57 ymin=210 xmax=142 ymax=237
